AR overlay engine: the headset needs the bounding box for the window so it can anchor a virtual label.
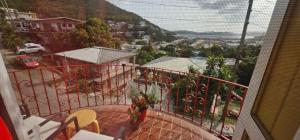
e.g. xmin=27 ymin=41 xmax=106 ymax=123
xmin=251 ymin=1 xmax=300 ymax=139
xmin=27 ymin=46 xmax=38 ymax=49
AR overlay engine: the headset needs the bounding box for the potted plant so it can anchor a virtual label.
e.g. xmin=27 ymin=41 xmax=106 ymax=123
xmin=127 ymin=83 xmax=158 ymax=128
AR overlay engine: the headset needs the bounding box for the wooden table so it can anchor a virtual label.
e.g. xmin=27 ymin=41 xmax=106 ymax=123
xmin=65 ymin=109 xmax=100 ymax=136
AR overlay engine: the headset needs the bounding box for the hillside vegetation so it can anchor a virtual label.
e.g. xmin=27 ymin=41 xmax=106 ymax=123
xmin=7 ymin=0 xmax=175 ymax=42
xmin=8 ymin=0 xmax=152 ymax=25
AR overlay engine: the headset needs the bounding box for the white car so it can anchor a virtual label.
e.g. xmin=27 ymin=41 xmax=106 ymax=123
xmin=17 ymin=43 xmax=46 ymax=54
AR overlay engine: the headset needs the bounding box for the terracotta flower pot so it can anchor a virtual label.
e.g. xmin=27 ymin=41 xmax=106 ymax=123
xmin=129 ymin=109 xmax=147 ymax=130
xmin=139 ymin=109 xmax=147 ymax=122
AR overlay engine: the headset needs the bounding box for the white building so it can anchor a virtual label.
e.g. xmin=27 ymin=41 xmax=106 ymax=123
xmin=1 ymin=7 xmax=37 ymax=20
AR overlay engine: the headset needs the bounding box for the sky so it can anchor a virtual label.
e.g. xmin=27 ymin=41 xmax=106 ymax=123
xmin=108 ymin=0 xmax=277 ymax=34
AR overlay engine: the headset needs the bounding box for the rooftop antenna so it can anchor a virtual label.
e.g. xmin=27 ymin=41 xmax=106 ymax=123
xmin=63 ymin=53 xmax=70 ymax=73
xmin=96 ymin=48 xmax=103 ymax=84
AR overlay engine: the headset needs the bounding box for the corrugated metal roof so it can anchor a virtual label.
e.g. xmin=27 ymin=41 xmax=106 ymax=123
xmin=143 ymin=56 xmax=235 ymax=73
xmin=142 ymin=56 xmax=207 ymax=73
xmin=55 ymin=47 xmax=136 ymax=64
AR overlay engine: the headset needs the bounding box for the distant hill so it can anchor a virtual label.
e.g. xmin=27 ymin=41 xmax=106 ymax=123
xmin=174 ymin=30 xmax=263 ymax=40
xmin=174 ymin=30 xmax=237 ymax=36
xmin=7 ymin=0 xmax=176 ymax=42
xmin=174 ymin=30 xmax=241 ymax=39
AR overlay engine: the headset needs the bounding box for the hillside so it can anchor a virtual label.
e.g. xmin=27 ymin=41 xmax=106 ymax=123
xmin=7 ymin=0 xmax=175 ymax=42
xmin=7 ymin=0 xmax=142 ymax=23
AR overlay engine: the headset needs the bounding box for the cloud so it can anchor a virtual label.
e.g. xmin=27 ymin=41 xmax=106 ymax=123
xmin=196 ymin=0 xmax=248 ymax=21
xmin=196 ymin=0 xmax=248 ymax=13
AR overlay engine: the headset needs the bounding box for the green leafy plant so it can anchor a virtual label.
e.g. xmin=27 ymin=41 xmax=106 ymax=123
xmin=127 ymin=82 xmax=158 ymax=122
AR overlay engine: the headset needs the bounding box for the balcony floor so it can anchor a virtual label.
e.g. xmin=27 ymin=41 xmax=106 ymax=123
xmin=75 ymin=105 xmax=220 ymax=140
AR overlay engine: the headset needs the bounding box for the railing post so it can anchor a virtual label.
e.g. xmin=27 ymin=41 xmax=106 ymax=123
xmin=63 ymin=68 xmax=71 ymax=112
xmin=100 ymin=71 xmax=105 ymax=105
xmin=201 ymin=78 xmax=210 ymax=125
xmin=92 ymin=65 xmax=98 ymax=106
xmin=175 ymin=72 xmax=180 ymax=116
xmin=144 ymin=68 xmax=148 ymax=93
xmin=107 ymin=65 xmax=112 ymax=105
xmin=167 ymin=76 xmax=172 ymax=113
xmin=183 ymin=80 xmax=190 ymax=119
xmin=115 ymin=65 xmax=119 ymax=104
xmin=39 ymin=69 xmax=52 ymax=115
xmin=12 ymin=72 xmax=25 ymax=104
xmin=160 ymin=84 xmax=163 ymax=112
xmin=83 ymin=65 xmax=89 ymax=107
xmin=220 ymin=84 xmax=234 ymax=136
xmin=51 ymin=69 xmax=62 ymax=113
xmin=122 ymin=64 xmax=126 ymax=105
xmin=192 ymin=75 xmax=201 ymax=122
xmin=74 ymin=67 xmax=81 ymax=107
xmin=28 ymin=70 xmax=41 ymax=116
xmin=209 ymin=81 xmax=221 ymax=132
xmin=239 ymin=87 xmax=248 ymax=116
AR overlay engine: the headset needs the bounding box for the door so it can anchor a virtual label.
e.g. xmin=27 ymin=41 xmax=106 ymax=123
xmin=26 ymin=46 xmax=39 ymax=53
xmin=233 ymin=0 xmax=300 ymax=139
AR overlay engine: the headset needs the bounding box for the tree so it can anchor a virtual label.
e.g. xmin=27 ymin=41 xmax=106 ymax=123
xmin=203 ymin=56 xmax=235 ymax=81
xmin=179 ymin=47 xmax=193 ymax=58
xmin=136 ymin=45 xmax=155 ymax=65
xmin=160 ymin=45 xmax=176 ymax=56
xmin=136 ymin=45 xmax=168 ymax=65
xmin=236 ymin=46 xmax=261 ymax=85
xmin=238 ymin=57 xmax=256 ymax=85
xmin=136 ymin=49 xmax=154 ymax=65
xmin=0 ymin=16 xmax=29 ymax=50
xmin=71 ymin=18 xmax=117 ymax=48
xmin=0 ymin=9 xmax=6 ymax=21
xmin=199 ymin=44 xmax=223 ymax=57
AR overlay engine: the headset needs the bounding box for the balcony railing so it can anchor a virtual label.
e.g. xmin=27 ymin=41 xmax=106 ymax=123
xmin=8 ymin=64 xmax=248 ymax=139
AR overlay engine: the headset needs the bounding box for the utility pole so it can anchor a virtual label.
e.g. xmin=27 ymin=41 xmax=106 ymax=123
xmin=234 ymin=0 xmax=254 ymax=73
xmin=0 ymin=0 xmax=13 ymax=20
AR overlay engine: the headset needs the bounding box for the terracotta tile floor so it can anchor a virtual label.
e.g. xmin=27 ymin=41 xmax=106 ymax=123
xmin=87 ymin=105 xmax=220 ymax=140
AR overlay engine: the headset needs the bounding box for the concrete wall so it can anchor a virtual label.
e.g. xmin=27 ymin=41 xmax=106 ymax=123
xmin=0 ymin=53 xmax=28 ymax=140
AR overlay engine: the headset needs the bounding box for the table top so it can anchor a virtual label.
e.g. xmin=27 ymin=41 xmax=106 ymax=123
xmin=65 ymin=109 xmax=97 ymax=128
xmin=24 ymin=116 xmax=61 ymax=140
xmin=70 ymin=130 xmax=113 ymax=140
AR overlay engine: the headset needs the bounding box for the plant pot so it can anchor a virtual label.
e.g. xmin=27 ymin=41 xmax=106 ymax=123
xmin=139 ymin=109 xmax=147 ymax=122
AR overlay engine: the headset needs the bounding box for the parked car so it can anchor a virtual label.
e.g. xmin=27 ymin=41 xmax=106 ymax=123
xmin=16 ymin=43 xmax=46 ymax=54
xmin=16 ymin=55 xmax=39 ymax=68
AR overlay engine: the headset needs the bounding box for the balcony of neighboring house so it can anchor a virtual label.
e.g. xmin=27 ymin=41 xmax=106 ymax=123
xmin=2 ymin=64 xmax=247 ymax=140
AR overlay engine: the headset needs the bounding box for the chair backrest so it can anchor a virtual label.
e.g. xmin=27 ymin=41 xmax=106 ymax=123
xmin=46 ymin=116 xmax=79 ymax=140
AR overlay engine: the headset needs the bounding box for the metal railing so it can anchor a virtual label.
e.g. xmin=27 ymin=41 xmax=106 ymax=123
xmin=8 ymin=64 xmax=248 ymax=139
